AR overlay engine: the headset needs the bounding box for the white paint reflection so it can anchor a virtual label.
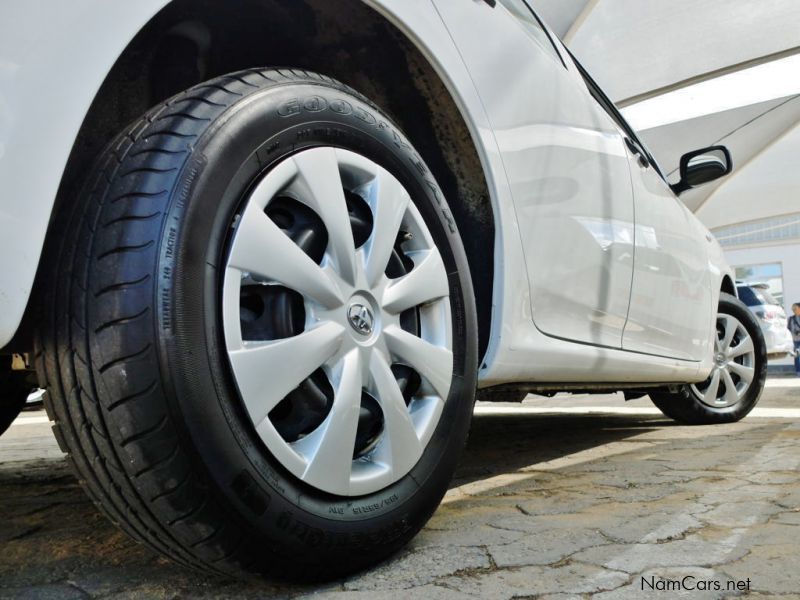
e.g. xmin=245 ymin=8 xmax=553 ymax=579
xmin=573 ymin=217 xmax=660 ymax=251
xmin=493 ymin=123 xmax=626 ymax=156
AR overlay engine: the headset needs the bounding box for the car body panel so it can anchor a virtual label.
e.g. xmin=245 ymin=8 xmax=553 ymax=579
xmin=0 ymin=0 xmax=731 ymax=388
xmin=0 ymin=0 xmax=169 ymax=347
xmin=435 ymin=0 xmax=635 ymax=350
xmin=621 ymin=158 xmax=714 ymax=361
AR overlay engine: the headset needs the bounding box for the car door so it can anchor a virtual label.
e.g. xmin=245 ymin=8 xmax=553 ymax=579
xmin=569 ymin=62 xmax=712 ymax=361
xmin=434 ymin=0 xmax=635 ymax=349
xmin=624 ymin=163 xmax=713 ymax=361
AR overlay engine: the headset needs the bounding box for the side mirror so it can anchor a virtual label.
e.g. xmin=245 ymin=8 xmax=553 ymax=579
xmin=671 ymin=146 xmax=732 ymax=195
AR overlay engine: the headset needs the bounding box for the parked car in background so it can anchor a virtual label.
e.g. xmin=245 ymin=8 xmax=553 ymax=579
xmin=0 ymin=0 xmax=767 ymax=581
xmin=737 ymin=283 xmax=794 ymax=358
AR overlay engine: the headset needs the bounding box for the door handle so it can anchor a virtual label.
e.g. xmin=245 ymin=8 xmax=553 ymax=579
xmin=624 ymin=137 xmax=650 ymax=169
xmin=481 ymin=0 xmax=497 ymax=6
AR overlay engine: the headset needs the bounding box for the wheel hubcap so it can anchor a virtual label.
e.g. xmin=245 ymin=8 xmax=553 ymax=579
xmin=222 ymin=147 xmax=452 ymax=496
xmin=691 ymin=313 xmax=756 ymax=408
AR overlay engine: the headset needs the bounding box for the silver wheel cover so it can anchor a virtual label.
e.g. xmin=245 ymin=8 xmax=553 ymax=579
xmin=691 ymin=313 xmax=756 ymax=408
xmin=222 ymin=148 xmax=453 ymax=496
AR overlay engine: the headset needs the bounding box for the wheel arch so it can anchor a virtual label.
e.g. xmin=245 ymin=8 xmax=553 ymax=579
xmin=721 ymin=274 xmax=737 ymax=298
xmin=11 ymin=0 xmax=497 ymax=362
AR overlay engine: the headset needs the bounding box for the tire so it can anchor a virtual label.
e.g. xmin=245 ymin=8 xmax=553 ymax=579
xmin=0 ymin=359 xmax=32 ymax=436
xmin=35 ymin=69 xmax=477 ymax=579
xmin=650 ymin=292 xmax=767 ymax=425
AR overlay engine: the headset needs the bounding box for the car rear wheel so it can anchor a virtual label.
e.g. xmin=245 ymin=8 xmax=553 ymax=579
xmin=36 ymin=69 xmax=477 ymax=579
xmin=650 ymin=292 xmax=767 ymax=425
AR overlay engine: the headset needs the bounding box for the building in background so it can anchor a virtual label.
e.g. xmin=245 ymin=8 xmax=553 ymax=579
xmin=532 ymin=0 xmax=800 ymax=364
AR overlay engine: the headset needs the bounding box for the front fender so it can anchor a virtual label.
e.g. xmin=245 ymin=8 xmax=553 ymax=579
xmin=0 ymin=0 xmax=520 ymax=381
xmin=0 ymin=0 xmax=169 ymax=347
xmin=699 ymin=224 xmax=736 ymax=378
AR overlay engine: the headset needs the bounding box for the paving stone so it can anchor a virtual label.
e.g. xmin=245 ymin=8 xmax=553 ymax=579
xmin=729 ymin=594 xmax=797 ymax=600
xmin=438 ymin=562 xmax=629 ymax=598
xmin=744 ymin=471 xmax=800 ymax=485
xmin=624 ymin=512 xmax=704 ymax=544
xmin=769 ymin=486 xmax=800 ymax=511
xmin=513 ymin=489 xmax=607 ymax=516
xmin=716 ymin=450 xmax=798 ymax=472
xmin=669 ymin=474 xmax=751 ymax=493
xmin=770 ymin=510 xmax=800 ymax=526
xmin=3 ymin=394 xmax=800 ymax=597
xmin=520 ymin=475 xmax=689 ymax=503
xmin=0 ymin=584 xmax=88 ymax=600
xmin=492 ymin=498 xmax=706 ymax=545
xmin=698 ymin=501 xmax=782 ymax=528
xmin=731 ymin=521 xmax=800 ymax=547
xmin=413 ymin=523 xmax=525 ymax=548
xmin=64 ymin=566 xmax=297 ymax=600
xmin=296 ymin=584 xmax=465 ymax=599
xmin=721 ymin=544 xmax=799 ymax=594
xmin=594 ymin=567 xmax=738 ymax=599
xmin=697 ymin=484 xmax=792 ymax=505
xmin=487 ymin=527 xmax=607 ymax=567
xmin=571 ymin=531 xmax=750 ymax=574
xmin=342 ymin=545 xmax=490 ymax=591
xmin=101 ymin=584 xmax=296 ymax=600
xmin=427 ymin=500 xmax=522 ymax=529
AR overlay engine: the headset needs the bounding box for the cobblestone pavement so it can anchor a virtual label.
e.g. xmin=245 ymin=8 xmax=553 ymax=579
xmin=2 ymin=378 xmax=799 ymax=599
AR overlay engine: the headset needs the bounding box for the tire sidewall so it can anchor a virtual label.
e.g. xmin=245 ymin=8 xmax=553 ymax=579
xmin=154 ymin=82 xmax=477 ymax=555
xmin=667 ymin=293 xmax=768 ymax=423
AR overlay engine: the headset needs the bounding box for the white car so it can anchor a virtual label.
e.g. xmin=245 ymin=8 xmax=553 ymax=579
xmin=737 ymin=284 xmax=794 ymax=358
xmin=0 ymin=0 xmax=766 ymax=579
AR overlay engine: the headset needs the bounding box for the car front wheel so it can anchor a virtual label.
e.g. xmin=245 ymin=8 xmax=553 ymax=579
xmin=36 ymin=69 xmax=477 ymax=579
xmin=650 ymin=292 xmax=767 ymax=425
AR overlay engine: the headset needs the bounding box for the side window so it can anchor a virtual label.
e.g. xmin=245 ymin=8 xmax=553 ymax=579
xmin=498 ymin=0 xmax=565 ymax=67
